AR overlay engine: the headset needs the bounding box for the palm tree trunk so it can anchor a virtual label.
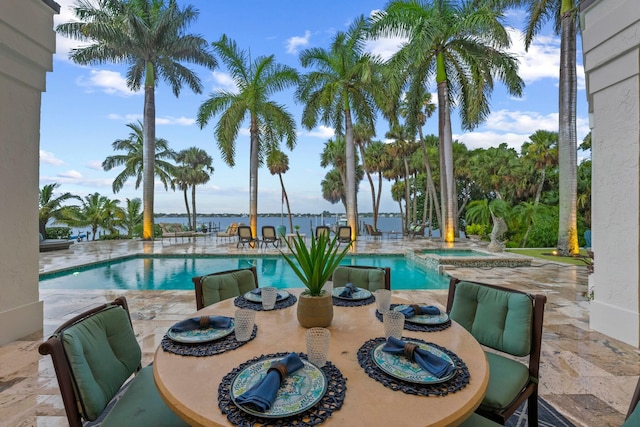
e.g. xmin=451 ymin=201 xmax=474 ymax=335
xmin=344 ymin=107 xmax=357 ymax=240
xmin=403 ymin=157 xmax=411 ymax=232
xmin=438 ymin=78 xmax=456 ymax=242
xmin=375 ymin=171 xmax=383 ymax=230
xmin=249 ymin=115 xmax=260 ymax=237
xmin=142 ymin=62 xmax=156 ymax=240
xmin=191 ymin=185 xmax=197 ymax=231
xmin=279 ymin=173 xmax=294 ymax=233
xmin=183 ymin=188 xmax=191 ymax=229
xmin=557 ymin=4 xmax=579 ymax=255
xmin=359 ymin=143 xmax=378 ymax=231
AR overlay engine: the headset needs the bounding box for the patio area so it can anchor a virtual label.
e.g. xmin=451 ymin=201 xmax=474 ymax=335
xmin=2 ymin=235 xmax=638 ymax=426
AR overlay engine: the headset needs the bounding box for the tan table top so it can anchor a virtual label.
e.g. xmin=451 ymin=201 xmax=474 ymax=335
xmin=153 ymin=289 xmax=489 ymax=427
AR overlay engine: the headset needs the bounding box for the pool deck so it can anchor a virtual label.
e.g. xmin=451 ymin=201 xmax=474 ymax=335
xmin=2 ymin=235 xmax=638 ymax=426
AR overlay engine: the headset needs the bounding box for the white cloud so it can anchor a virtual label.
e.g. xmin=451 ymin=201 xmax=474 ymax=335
xmin=87 ymin=160 xmax=104 ymax=170
xmin=211 ymin=71 xmax=237 ymax=93
xmin=454 ymin=131 xmax=530 ymax=151
xmin=107 ymin=113 xmax=143 ymax=122
xmin=507 ymin=27 xmax=585 ymax=90
xmin=77 ymin=70 xmax=139 ymax=96
xmin=156 ymin=116 xmax=196 ymax=126
xmin=40 ymin=150 xmax=64 ymax=166
xmin=286 ymin=31 xmax=311 ymax=54
xmin=59 ymin=170 xmax=83 ymax=179
xmin=303 ymin=126 xmax=335 ymax=139
xmin=364 ymin=36 xmax=406 ymax=61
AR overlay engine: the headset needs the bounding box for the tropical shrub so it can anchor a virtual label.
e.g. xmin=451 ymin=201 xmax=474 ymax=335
xmin=46 ymin=227 xmax=72 ymax=239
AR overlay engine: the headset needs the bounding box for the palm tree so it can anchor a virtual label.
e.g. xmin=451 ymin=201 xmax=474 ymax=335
xmin=521 ymin=130 xmax=558 ymax=205
xmin=386 ymin=124 xmax=418 ymax=232
xmin=371 ymin=0 xmax=524 ymax=242
xmin=499 ymin=0 xmax=579 ymax=255
xmin=57 ymin=0 xmax=217 ymax=240
xmin=296 ymin=16 xmax=384 ymax=240
xmin=102 ymin=121 xmax=177 ymax=193
xmin=172 ymin=166 xmax=192 ymax=228
xmin=266 ymin=149 xmax=294 ymax=233
xmin=176 ymin=147 xmax=214 ymax=231
xmin=321 ymin=169 xmax=346 ymax=209
xmin=59 ymin=193 xmax=120 ymax=241
xmin=121 ymin=197 xmax=143 ymax=238
xmin=39 ymin=183 xmax=80 ymax=233
xmin=197 ymin=35 xmax=298 ymax=237
xmin=364 ymin=140 xmax=392 ymax=230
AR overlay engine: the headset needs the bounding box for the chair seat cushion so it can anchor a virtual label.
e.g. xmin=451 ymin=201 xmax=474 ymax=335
xmin=202 ymin=269 xmax=256 ymax=306
xmin=100 ymin=366 xmax=189 ymax=427
xmin=458 ymin=412 xmax=503 ymax=426
xmin=332 ymin=267 xmax=385 ymax=292
xmin=481 ymin=352 xmax=530 ymax=411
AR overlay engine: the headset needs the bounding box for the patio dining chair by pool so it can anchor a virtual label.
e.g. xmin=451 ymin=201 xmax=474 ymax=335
xmin=192 ymin=266 xmax=259 ymax=309
xmin=337 ymin=225 xmax=352 ymax=245
xmin=364 ymin=223 xmax=383 ymax=240
xmin=446 ymin=277 xmax=546 ymax=426
xmin=315 ymin=225 xmax=331 ymax=240
xmin=237 ymin=225 xmax=259 ymax=249
xmin=261 ymin=225 xmax=280 ymax=248
xmin=38 ymin=296 xmax=189 ymax=427
xmin=332 ymin=265 xmax=391 ymax=291
xmin=216 ymin=222 xmax=239 ymax=241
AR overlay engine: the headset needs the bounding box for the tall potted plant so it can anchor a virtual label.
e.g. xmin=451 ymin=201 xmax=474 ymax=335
xmin=281 ymin=232 xmax=350 ymax=327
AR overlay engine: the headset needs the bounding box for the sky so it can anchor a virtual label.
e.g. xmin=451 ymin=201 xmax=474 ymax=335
xmin=40 ymin=0 xmax=590 ymax=215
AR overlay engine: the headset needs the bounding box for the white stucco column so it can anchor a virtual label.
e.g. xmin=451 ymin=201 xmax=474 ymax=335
xmin=0 ymin=0 xmax=58 ymax=345
xmin=581 ymin=0 xmax=640 ymax=347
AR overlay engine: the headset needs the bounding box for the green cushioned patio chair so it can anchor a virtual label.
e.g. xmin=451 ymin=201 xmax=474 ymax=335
xmin=332 ymin=265 xmax=391 ymax=291
xmin=38 ymin=297 xmax=189 ymax=427
xmin=446 ymin=278 xmax=546 ymax=426
xmin=623 ymin=376 xmax=640 ymax=426
xmin=193 ymin=266 xmax=259 ymax=309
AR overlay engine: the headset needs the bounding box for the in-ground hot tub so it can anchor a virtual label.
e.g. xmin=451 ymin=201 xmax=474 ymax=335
xmin=406 ymin=248 xmax=532 ymax=272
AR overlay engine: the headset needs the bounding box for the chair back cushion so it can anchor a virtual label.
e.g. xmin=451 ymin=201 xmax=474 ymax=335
xmin=60 ymin=305 xmax=141 ymax=421
xmin=332 ymin=266 xmax=385 ymax=291
xmin=449 ymin=281 xmax=533 ymax=357
xmin=201 ymin=269 xmax=256 ymax=307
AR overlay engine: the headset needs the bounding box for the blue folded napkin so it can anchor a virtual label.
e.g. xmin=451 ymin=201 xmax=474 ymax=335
xmin=235 ymin=353 xmax=305 ymax=412
xmin=169 ymin=316 xmax=232 ymax=333
xmin=398 ymin=305 xmax=441 ymax=318
xmin=382 ymin=336 xmax=455 ymax=379
xmin=339 ymin=282 xmax=360 ymax=298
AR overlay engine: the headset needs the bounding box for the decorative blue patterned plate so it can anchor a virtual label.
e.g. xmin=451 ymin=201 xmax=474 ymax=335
xmin=332 ymin=287 xmax=372 ymax=301
xmin=372 ymin=340 xmax=457 ymax=384
xmin=243 ymin=290 xmax=290 ymax=303
xmin=393 ymin=305 xmax=450 ymax=325
xmin=230 ymin=357 xmax=327 ymax=418
xmin=167 ymin=319 xmax=235 ymax=344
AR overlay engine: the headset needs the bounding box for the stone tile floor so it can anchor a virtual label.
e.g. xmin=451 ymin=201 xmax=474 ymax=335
xmin=2 ymin=235 xmax=638 ymax=426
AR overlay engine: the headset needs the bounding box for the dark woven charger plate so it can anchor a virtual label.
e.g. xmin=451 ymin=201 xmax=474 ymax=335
xmin=234 ymin=294 xmax=297 ymax=311
xmin=218 ymin=352 xmax=347 ymax=427
xmin=332 ymin=295 xmax=375 ymax=307
xmin=357 ymin=337 xmax=470 ymax=396
xmin=161 ymin=325 xmax=258 ymax=357
xmin=375 ymin=304 xmax=452 ymax=332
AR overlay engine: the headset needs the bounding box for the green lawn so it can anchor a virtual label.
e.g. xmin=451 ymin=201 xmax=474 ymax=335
xmin=507 ymin=248 xmax=591 ymax=266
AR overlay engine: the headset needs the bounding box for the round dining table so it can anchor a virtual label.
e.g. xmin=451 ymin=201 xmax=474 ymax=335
xmin=153 ymin=289 xmax=489 ymax=427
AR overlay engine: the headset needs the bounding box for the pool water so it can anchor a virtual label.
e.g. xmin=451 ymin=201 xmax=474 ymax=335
xmin=39 ymin=255 xmax=449 ymax=291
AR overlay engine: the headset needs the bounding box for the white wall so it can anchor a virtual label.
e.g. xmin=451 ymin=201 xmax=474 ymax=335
xmin=0 ymin=0 xmax=58 ymax=345
xmin=582 ymin=0 xmax=640 ymax=347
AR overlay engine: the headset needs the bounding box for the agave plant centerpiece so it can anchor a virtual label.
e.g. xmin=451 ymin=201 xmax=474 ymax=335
xmin=281 ymin=232 xmax=350 ymax=327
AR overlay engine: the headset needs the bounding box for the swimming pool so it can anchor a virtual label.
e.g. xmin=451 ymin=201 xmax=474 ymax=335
xmin=39 ymin=255 xmax=450 ymax=291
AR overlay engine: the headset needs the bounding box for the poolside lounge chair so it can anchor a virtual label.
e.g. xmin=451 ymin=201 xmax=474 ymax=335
xmin=337 ymin=226 xmax=352 ymax=245
xmin=332 ymin=265 xmax=391 ymax=291
xmin=237 ymin=225 xmax=258 ymax=249
xmin=216 ymin=223 xmax=239 ymax=241
xmin=408 ymin=222 xmax=426 ymax=238
xmin=315 ymin=225 xmax=331 ymax=240
xmin=364 ymin=223 xmax=383 ymax=240
xmin=192 ymin=266 xmax=259 ymax=309
xmin=261 ymin=226 xmax=280 ymax=248
xmin=38 ymin=296 xmax=188 ymax=427
xmin=39 ymin=232 xmax=73 ymax=252
xmin=446 ymin=277 xmax=546 ymax=426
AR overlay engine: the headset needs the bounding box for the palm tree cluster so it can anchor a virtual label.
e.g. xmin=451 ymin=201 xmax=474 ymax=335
xmin=56 ymin=0 xmax=585 ymax=252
